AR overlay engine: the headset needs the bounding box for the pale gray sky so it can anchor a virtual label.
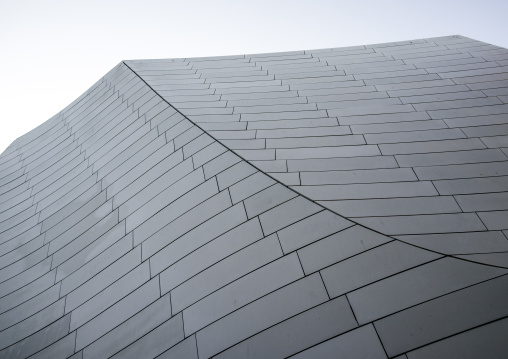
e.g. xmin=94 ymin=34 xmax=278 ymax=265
xmin=1 ymin=0 xmax=507 ymax=153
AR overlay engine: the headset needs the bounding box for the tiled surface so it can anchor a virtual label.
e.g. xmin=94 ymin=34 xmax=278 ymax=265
xmin=127 ymin=35 xmax=508 ymax=257
xmin=0 ymin=35 xmax=507 ymax=358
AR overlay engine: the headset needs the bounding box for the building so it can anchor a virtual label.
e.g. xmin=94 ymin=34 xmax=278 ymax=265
xmin=0 ymin=35 xmax=507 ymax=358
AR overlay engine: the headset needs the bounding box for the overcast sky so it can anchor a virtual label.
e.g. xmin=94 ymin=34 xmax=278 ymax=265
xmin=1 ymin=0 xmax=507 ymax=154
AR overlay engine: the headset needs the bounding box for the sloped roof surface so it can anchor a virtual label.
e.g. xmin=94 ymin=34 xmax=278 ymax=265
xmin=0 ymin=35 xmax=507 ymax=358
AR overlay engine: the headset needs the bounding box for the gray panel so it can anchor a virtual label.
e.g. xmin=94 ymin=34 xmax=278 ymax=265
xmin=258 ymin=196 xmax=322 ymax=235
xmin=82 ymin=294 xmax=173 ymax=359
xmin=157 ymin=215 xmax=263 ymax=289
xmin=0 ymin=270 xmax=55 ymax=315
xmin=321 ymin=241 xmax=441 ymax=298
xmin=396 ymin=149 xmax=507 ymax=167
xmin=288 ymin=156 xmax=399 ymax=172
xmin=213 ymin=157 xmax=258 ymax=192
xmin=0 ymin=298 xmax=65 ymax=351
xmin=217 ymin=297 xmax=359 ymax=359
xmin=130 ymin=177 xmax=220 ymax=243
xmin=157 ymin=336 xmax=198 ymax=359
xmin=380 ymin=138 xmax=486 ymax=155
xmin=355 ymin=213 xmax=486 ymax=235
xmin=0 ymin=314 xmax=70 ymax=359
xmin=397 ymin=231 xmax=508 ymax=254
xmin=301 ymin=168 xmax=417 ymax=185
xmin=374 ymin=274 xmax=508 ymax=357
xmin=53 ymin=213 xmax=122 ymax=278
xmin=195 ymin=273 xmax=329 ymax=359
xmin=140 ymin=190 xmax=233 ymax=259
xmin=434 ymin=176 xmax=508 ymax=195
xmin=122 ymin=164 xmax=202 ymax=229
xmin=407 ymin=318 xmax=508 ymax=359
xmin=289 ymin=324 xmax=387 ymax=359
xmin=113 ymin=151 xmax=186 ymax=211
xmin=276 ymin=145 xmax=381 ymax=160
xmin=228 ymin=171 xmax=275 ymax=203
xmin=294 ymin=181 xmax=438 ymax=200
xmin=266 ymin=134 xmax=365 ymax=149
xmin=183 ymin=253 xmax=303 ymax=335
xmin=0 ymin=256 xmax=51 ymax=298
xmin=76 ymin=277 xmax=159 ymax=350
xmin=170 ymin=234 xmax=282 ymax=313
xmin=244 ymin=184 xmax=297 ymax=218
xmin=60 ymin=233 xmax=133 ymax=296
xmin=348 ymin=258 xmax=507 ymax=324
xmin=298 ymin=225 xmax=393 ymax=274
xmin=110 ymin=314 xmax=184 ymax=359
xmin=323 ymin=196 xmax=461 ymax=217
xmin=69 ymin=261 xmax=150 ymax=331
xmin=278 ymin=210 xmax=353 ymax=253
xmin=29 ymin=332 xmax=76 ymax=359
xmin=0 ymin=284 xmax=60 ymax=331
xmin=456 ymin=253 xmax=508 ymax=267
xmin=477 ymin=210 xmax=508 ymax=230
xmin=414 ymin=161 xmax=508 ymax=180
xmin=65 ymin=246 xmax=141 ymax=313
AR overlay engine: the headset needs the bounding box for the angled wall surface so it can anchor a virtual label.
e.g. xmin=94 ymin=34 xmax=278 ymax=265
xmin=0 ymin=34 xmax=508 ymax=358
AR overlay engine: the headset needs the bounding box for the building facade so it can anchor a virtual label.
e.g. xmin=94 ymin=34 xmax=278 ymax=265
xmin=0 ymin=35 xmax=507 ymax=358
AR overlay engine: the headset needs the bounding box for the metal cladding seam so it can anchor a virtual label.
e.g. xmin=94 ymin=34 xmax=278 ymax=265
xmin=0 ymin=35 xmax=507 ymax=358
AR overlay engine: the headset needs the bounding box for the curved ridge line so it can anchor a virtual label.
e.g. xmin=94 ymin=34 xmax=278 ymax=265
xmin=121 ymin=60 xmax=508 ymax=270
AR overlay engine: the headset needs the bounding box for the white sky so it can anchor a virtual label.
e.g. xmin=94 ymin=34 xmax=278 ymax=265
xmin=1 ymin=0 xmax=507 ymax=154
